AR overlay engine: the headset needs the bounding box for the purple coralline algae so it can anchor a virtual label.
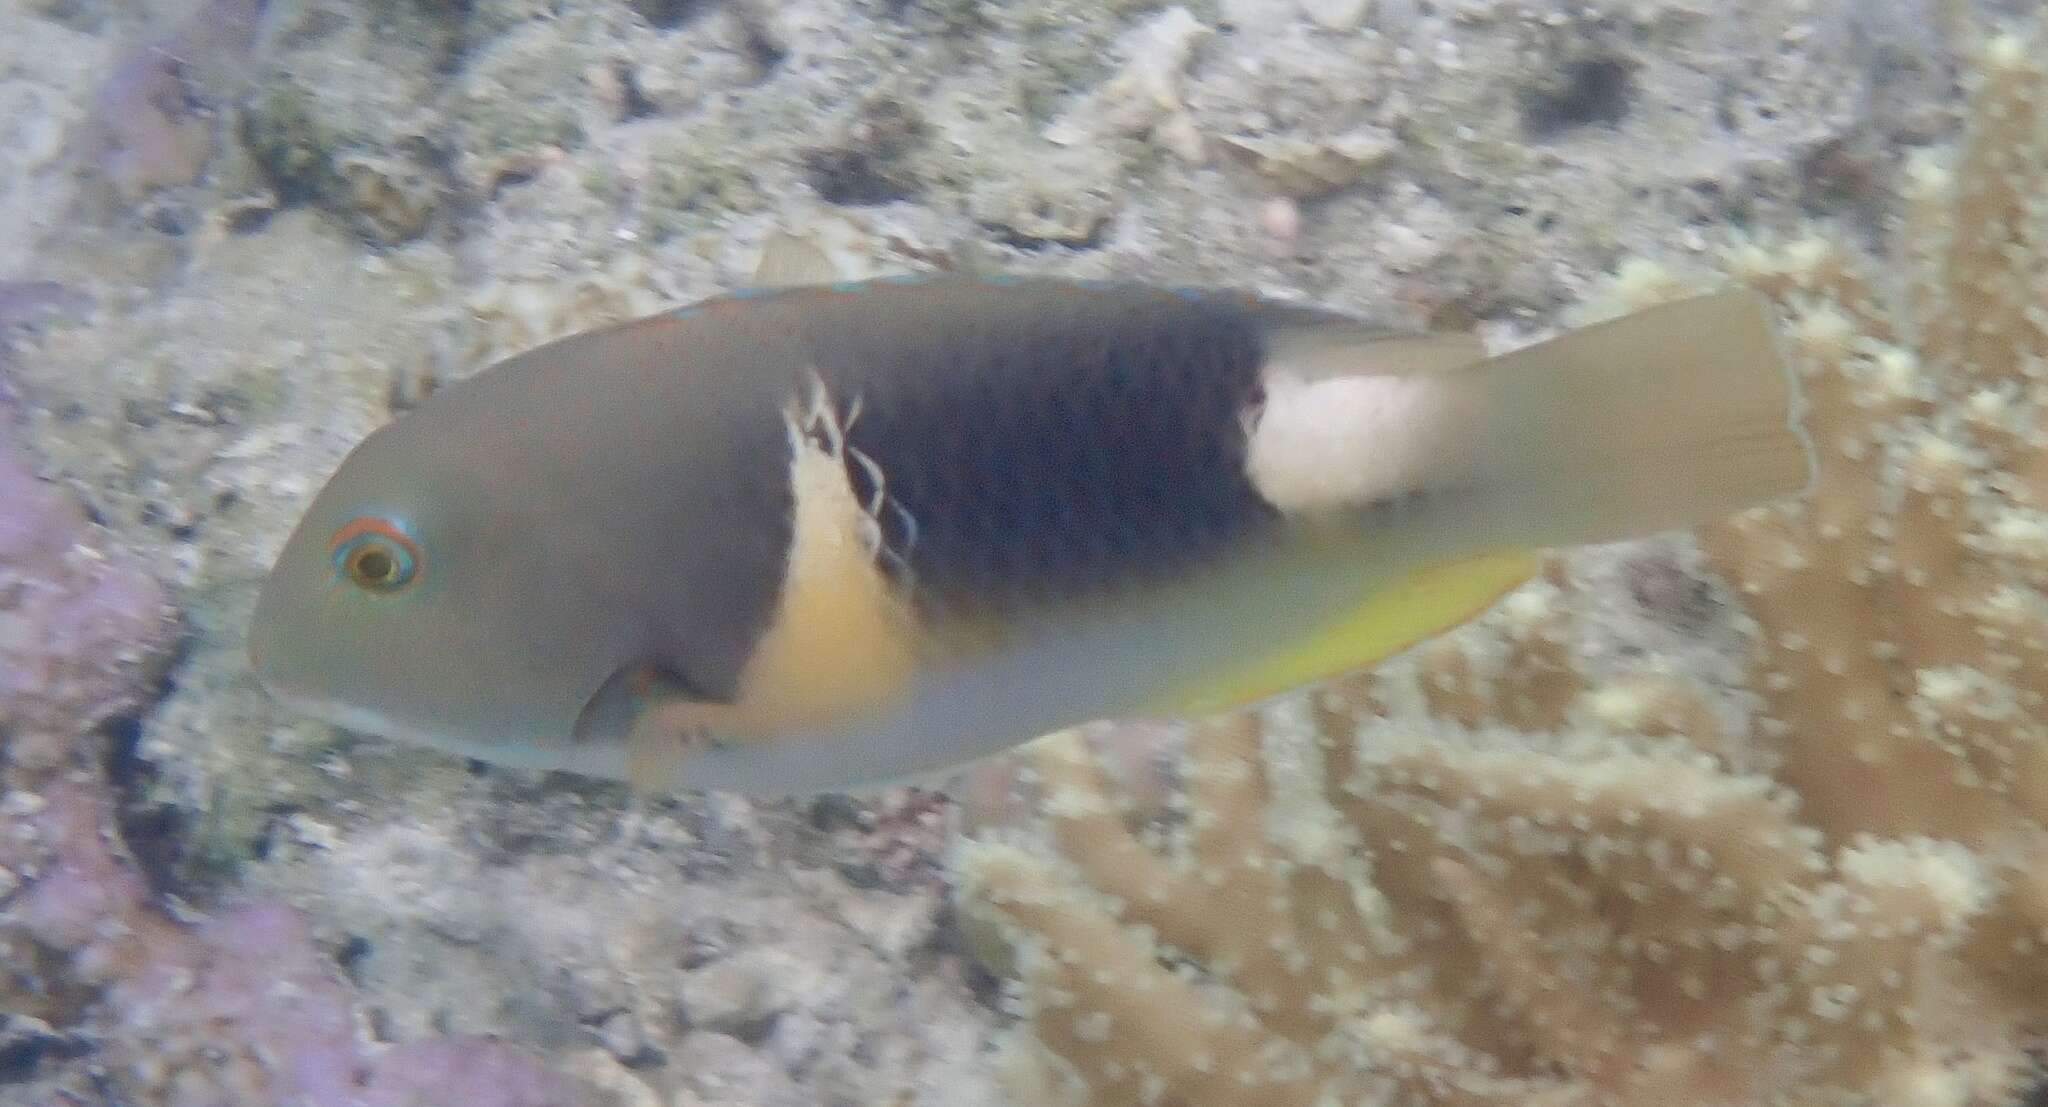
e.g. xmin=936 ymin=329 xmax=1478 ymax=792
xmin=0 ymin=429 xmax=571 ymax=1106
xmin=0 ymin=429 xmax=172 ymax=775
xmin=85 ymin=0 xmax=268 ymax=201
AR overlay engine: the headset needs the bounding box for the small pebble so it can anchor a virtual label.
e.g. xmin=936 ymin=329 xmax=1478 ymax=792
xmin=1301 ymin=0 xmax=1371 ymax=32
xmin=599 ymin=1009 xmax=648 ymax=1063
xmin=1259 ymin=196 xmax=1303 ymax=242
xmin=678 ymin=947 xmax=819 ymax=1039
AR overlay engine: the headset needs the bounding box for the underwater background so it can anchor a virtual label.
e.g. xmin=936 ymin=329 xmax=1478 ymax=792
xmin=5 ymin=0 xmax=2048 ymax=1103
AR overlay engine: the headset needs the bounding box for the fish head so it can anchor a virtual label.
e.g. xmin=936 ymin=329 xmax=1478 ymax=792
xmin=248 ymin=408 xmax=645 ymax=775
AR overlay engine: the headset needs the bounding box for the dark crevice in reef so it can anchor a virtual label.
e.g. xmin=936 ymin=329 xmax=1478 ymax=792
xmin=804 ymin=94 xmax=927 ymax=206
xmin=631 ymin=0 xmax=714 ymax=31
xmin=1520 ymin=53 xmax=1639 ymax=139
xmin=0 ymin=1014 xmax=96 ymax=1086
xmin=100 ymin=634 xmax=210 ymax=904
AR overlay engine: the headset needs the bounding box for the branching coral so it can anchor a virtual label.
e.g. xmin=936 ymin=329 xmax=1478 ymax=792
xmin=953 ymin=16 xmax=2048 ymax=1107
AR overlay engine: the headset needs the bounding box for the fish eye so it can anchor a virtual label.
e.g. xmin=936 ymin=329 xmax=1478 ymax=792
xmin=329 ymin=516 xmax=423 ymax=594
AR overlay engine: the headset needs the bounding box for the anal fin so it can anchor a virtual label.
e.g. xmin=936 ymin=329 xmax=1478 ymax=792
xmin=1152 ymin=548 xmax=1539 ymax=717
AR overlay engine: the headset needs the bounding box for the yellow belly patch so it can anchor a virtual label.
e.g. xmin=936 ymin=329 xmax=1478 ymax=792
xmin=632 ymin=373 xmax=923 ymax=781
xmin=727 ymin=375 xmax=924 ymax=730
xmin=1152 ymin=547 xmax=1539 ymax=718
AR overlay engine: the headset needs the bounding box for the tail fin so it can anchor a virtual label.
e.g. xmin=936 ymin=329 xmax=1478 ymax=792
xmin=1462 ymin=287 xmax=1813 ymax=548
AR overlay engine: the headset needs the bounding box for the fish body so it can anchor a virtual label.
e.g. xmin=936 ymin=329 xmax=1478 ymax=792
xmin=249 ymin=264 xmax=1810 ymax=795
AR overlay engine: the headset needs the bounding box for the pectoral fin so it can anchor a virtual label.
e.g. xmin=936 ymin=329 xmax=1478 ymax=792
xmin=573 ymin=663 xmax=717 ymax=795
xmin=623 ymin=701 xmax=706 ymax=796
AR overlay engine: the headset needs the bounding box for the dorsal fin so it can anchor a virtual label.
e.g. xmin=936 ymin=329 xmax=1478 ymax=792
xmin=1263 ymin=317 xmax=1488 ymax=381
xmin=750 ymin=230 xmax=847 ymax=288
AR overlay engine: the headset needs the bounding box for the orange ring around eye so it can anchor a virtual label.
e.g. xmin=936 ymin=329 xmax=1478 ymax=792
xmin=329 ymin=515 xmax=425 ymax=593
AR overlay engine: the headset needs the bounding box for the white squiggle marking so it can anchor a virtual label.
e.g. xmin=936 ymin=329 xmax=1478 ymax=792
xmin=785 ymin=369 xmax=919 ymax=580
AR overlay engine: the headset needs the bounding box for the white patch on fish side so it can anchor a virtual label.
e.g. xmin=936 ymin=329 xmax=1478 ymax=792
xmin=1242 ymin=371 xmax=1476 ymax=516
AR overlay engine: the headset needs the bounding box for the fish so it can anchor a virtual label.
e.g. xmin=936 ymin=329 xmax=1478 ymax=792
xmin=248 ymin=237 xmax=1812 ymax=796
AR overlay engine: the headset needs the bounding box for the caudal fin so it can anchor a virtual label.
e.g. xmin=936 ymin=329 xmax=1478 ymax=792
xmin=1465 ymin=287 xmax=1813 ymax=548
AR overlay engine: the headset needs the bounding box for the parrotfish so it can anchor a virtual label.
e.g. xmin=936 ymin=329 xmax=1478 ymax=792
xmin=249 ymin=237 xmax=1812 ymax=796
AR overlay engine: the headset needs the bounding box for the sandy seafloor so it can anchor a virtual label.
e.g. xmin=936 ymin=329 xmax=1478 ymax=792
xmin=0 ymin=0 xmax=2036 ymax=1103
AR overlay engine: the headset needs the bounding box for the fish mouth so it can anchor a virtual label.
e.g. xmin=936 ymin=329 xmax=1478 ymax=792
xmin=251 ymin=683 xmax=572 ymax=774
xmin=243 ymin=639 xmax=438 ymax=749
xmin=262 ymin=660 xmax=637 ymax=777
xmin=245 ymin=566 xmax=298 ymax=695
xmin=259 ymin=682 xmax=402 ymax=741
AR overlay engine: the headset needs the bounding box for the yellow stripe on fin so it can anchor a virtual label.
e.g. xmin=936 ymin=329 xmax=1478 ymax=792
xmin=1153 ymin=548 xmax=1540 ymax=717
